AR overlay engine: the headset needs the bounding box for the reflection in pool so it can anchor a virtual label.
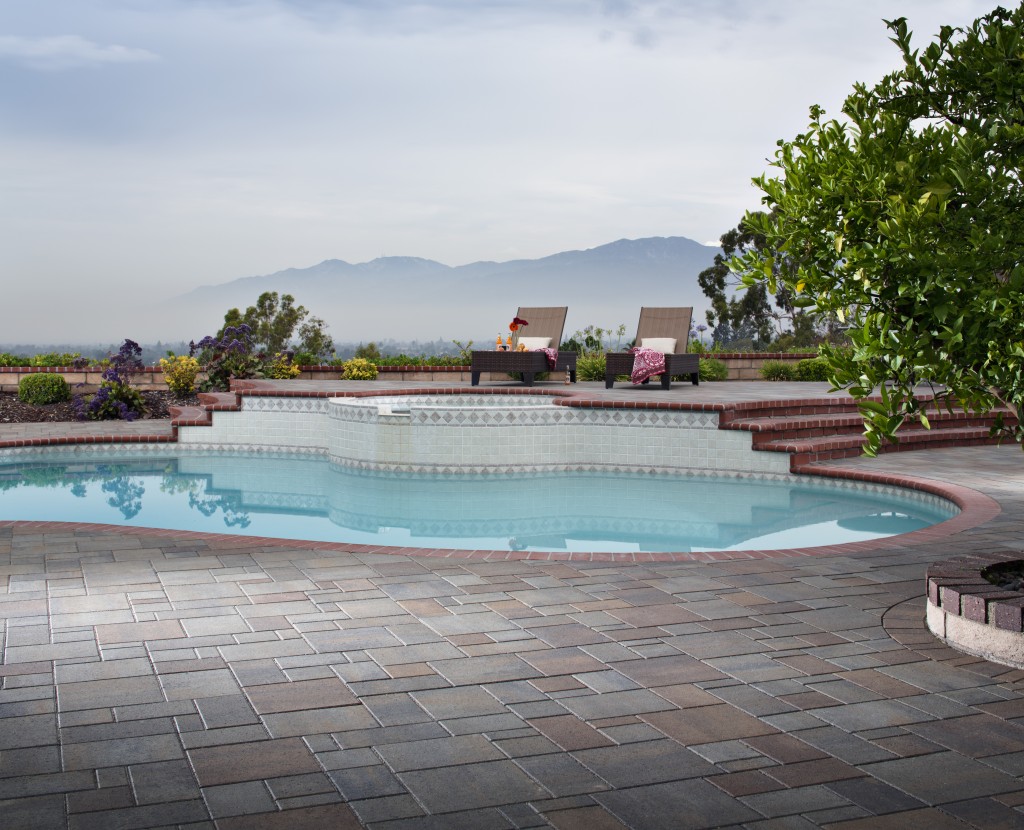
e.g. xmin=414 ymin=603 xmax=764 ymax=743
xmin=0 ymin=451 xmax=956 ymax=553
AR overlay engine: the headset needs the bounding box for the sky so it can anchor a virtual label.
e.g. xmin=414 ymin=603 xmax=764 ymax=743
xmin=0 ymin=0 xmax=998 ymax=343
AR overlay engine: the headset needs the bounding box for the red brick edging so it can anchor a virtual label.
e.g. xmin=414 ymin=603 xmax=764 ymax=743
xmin=927 ymin=553 xmax=1024 ymax=632
xmin=0 ymin=386 xmax=1003 ymax=562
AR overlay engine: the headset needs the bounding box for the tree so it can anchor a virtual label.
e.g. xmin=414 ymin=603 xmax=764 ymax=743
xmin=698 ymin=215 xmax=841 ymax=350
xmin=354 ymin=342 xmax=381 ymax=362
xmin=733 ymin=5 xmax=1024 ymax=455
xmin=698 ymin=218 xmax=783 ymax=349
xmin=220 ymin=292 xmax=332 ymax=356
xmin=296 ymin=316 xmax=334 ymax=360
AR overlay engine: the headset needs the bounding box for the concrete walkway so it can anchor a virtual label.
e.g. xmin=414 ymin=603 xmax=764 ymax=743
xmin=2 ymin=383 xmax=1024 ymax=828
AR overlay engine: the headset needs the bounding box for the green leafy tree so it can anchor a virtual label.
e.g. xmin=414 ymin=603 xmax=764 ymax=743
xmin=698 ymin=218 xmax=785 ymax=349
xmin=296 ymin=316 xmax=334 ymax=360
xmin=354 ymin=342 xmax=382 ymax=362
xmin=734 ymin=5 xmax=1024 ymax=454
xmin=220 ymin=292 xmax=309 ymax=354
xmin=701 ymin=216 xmax=843 ymax=351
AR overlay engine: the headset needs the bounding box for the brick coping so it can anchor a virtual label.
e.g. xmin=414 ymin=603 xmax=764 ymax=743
xmin=927 ymin=553 xmax=1024 ymax=631
xmin=925 ymin=553 xmax=1024 ymax=669
xmin=0 ymin=473 xmax=997 ymax=563
xmin=0 ymin=386 xmax=1001 ymax=561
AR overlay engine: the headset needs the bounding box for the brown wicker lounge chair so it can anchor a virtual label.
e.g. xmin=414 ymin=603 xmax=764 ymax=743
xmin=605 ymin=307 xmax=699 ymax=390
xmin=470 ymin=306 xmax=577 ymax=387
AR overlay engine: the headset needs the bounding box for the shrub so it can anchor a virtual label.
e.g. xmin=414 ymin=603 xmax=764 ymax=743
xmin=341 ymin=358 xmax=378 ymax=380
xmin=77 ymin=383 xmax=146 ymax=421
xmin=191 ymin=325 xmax=267 ymax=392
xmin=354 ymin=342 xmax=382 ymax=362
xmin=575 ymin=352 xmax=607 ymax=382
xmin=794 ymin=356 xmax=832 ymax=382
xmin=374 ymin=354 xmax=466 ymax=367
xmin=18 ymin=373 xmax=71 ymax=405
xmin=29 ymin=352 xmax=82 ymax=367
xmin=267 ymin=353 xmax=301 ymax=379
xmin=760 ymin=360 xmax=795 ymax=381
xmin=451 ymin=339 xmax=474 ymax=364
xmin=563 ymin=324 xmax=627 ymax=355
xmin=698 ymin=358 xmax=729 ymax=382
xmin=74 ymin=339 xmax=146 ymax=421
xmin=159 ymin=355 xmax=201 ymax=396
xmin=0 ymin=352 xmax=84 ymax=367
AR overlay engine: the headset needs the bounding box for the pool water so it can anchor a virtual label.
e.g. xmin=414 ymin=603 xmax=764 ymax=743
xmin=0 ymin=451 xmax=955 ymax=553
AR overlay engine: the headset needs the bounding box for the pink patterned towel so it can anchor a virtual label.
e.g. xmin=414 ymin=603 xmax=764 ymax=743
xmin=630 ymin=347 xmax=665 ymax=384
xmin=538 ymin=347 xmax=558 ymax=370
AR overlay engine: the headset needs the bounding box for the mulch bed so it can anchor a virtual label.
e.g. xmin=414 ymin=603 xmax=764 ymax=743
xmin=0 ymin=391 xmax=198 ymax=424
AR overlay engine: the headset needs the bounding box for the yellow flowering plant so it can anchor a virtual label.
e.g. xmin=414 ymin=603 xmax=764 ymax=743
xmin=267 ymin=353 xmax=301 ymax=379
xmin=159 ymin=355 xmax=201 ymax=396
xmin=341 ymin=358 xmax=379 ymax=380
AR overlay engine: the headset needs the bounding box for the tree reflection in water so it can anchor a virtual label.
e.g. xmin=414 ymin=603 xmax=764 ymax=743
xmin=97 ymin=467 xmax=144 ymax=520
xmin=160 ymin=474 xmax=251 ymax=528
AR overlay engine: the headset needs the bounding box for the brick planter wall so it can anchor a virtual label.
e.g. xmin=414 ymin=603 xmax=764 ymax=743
xmin=300 ymin=366 xmax=485 ymax=383
xmin=710 ymin=352 xmax=817 ymax=381
xmin=299 ymin=353 xmax=819 ymax=382
xmin=0 ymin=366 xmax=173 ymax=393
xmin=1 ymin=352 xmax=819 ymax=392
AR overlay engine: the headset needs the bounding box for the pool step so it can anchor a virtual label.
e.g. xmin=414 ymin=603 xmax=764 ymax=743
xmin=169 ymin=405 xmax=210 ymax=428
xmin=722 ymin=399 xmax=1015 ymax=467
xmin=169 ymin=392 xmax=241 ymax=429
xmin=765 ymin=425 xmax=1003 ymax=466
xmin=733 ymin=410 xmax=1010 ymax=447
xmin=198 ymin=392 xmax=242 ymax=411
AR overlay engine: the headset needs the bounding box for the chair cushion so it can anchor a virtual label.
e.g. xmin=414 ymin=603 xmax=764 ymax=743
xmin=640 ymin=337 xmax=677 ymax=354
xmin=518 ymin=336 xmax=552 ymax=350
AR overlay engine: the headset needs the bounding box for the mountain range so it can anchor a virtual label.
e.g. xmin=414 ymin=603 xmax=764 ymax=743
xmin=174 ymin=236 xmax=721 ymax=344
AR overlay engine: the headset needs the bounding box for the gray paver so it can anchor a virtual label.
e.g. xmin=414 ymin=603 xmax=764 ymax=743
xmin=594 ymin=779 xmax=761 ymax=828
xmin=572 ymin=740 xmax=718 ymax=787
xmin=398 ymin=760 xmax=548 ymax=812
xmin=861 ymin=751 xmax=1024 ymax=804
xmin=5 ymin=404 xmax=1024 ymax=829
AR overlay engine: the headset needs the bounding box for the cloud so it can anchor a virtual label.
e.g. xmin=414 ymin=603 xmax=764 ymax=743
xmin=0 ymin=34 xmax=158 ymax=71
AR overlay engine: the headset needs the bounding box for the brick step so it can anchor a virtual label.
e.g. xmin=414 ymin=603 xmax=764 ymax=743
xmin=169 ymin=405 xmax=211 ymax=427
xmin=727 ymin=412 xmax=866 ymax=436
xmin=197 ymin=391 xmax=241 ymax=410
xmin=719 ymin=399 xmax=865 ymax=426
xmin=731 ymin=410 xmax=1015 ymax=446
xmin=760 ymin=424 xmax=999 ymax=454
xmin=762 ymin=425 xmax=1004 ymax=467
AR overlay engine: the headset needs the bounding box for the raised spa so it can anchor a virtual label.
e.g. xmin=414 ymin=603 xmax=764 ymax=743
xmin=175 ymin=393 xmax=792 ymax=475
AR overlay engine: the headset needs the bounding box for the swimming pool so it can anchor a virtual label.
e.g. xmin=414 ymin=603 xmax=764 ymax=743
xmin=0 ymin=449 xmax=956 ymax=553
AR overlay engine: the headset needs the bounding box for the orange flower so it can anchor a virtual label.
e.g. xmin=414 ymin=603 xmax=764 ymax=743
xmin=509 ymin=316 xmax=529 ymax=332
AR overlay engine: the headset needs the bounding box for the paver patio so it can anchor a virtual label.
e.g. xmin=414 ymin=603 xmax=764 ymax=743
xmin=2 ymin=382 xmax=1024 ymax=829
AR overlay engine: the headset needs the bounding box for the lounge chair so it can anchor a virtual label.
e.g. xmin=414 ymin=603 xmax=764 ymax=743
xmin=605 ymin=307 xmax=699 ymax=389
xmin=470 ymin=306 xmax=577 ymax=387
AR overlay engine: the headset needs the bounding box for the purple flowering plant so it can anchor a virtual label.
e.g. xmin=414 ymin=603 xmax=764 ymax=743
xmin=191 ymin=324 xmax=274 ymax=392
xmin=74 ymin=339 xmax=147 ymax=422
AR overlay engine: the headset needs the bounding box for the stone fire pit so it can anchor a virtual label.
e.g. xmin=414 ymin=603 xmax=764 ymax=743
xmin=926 ymin=551 xmax=1024 ymax=668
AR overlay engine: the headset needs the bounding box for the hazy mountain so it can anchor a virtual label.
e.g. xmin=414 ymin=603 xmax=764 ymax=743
xmin=171 ymin=236 xmax=720 ymax=343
